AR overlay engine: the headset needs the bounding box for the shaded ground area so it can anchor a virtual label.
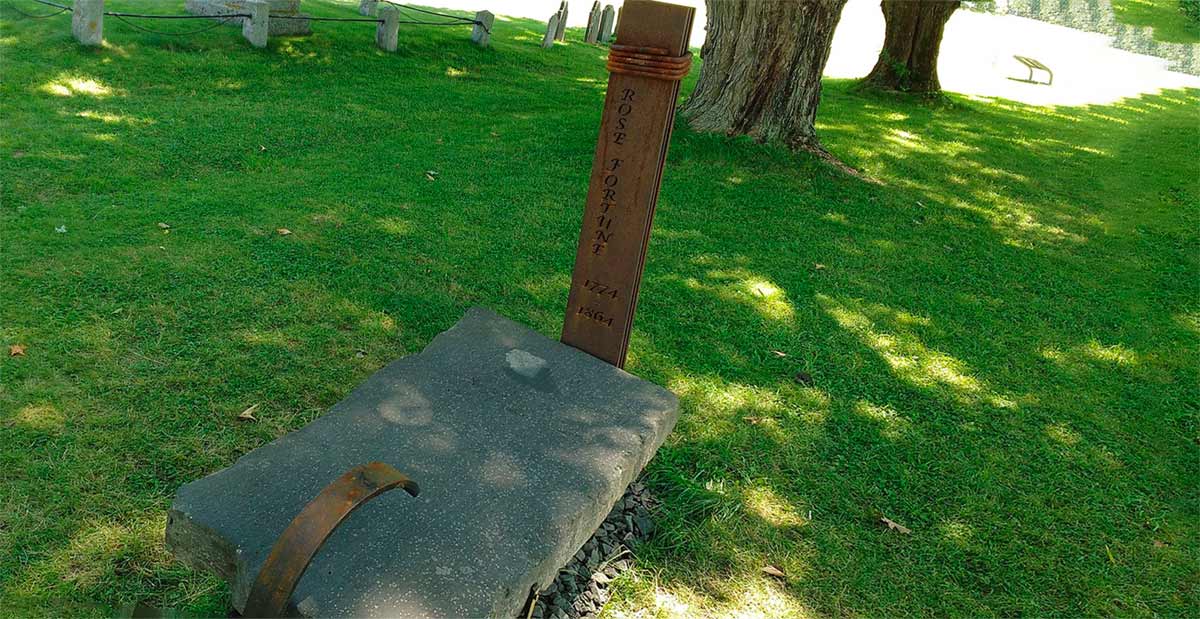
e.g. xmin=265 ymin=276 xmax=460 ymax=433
xmin=2 ymin=1 xmax=1198 ymax=617
xmin=1113 ymin=0 xmax=1200 ymax=43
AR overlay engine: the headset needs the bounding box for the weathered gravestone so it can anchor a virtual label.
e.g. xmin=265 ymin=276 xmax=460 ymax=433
xmin=584 ymin=0 xmax=601 ymax=43
xmin=542 ymin=13 xmax=558 ymax=49
xmin=554 ymin=0 xmax=568 ymax=41
xmin=358 ymin=0 xmax=376 ymax=16
xmin=185 ymin=0 xmax=312 ymax=37
xmin=165 ymin=2 xmax=695 ymax=617
xmin=598 ymin=4 xmax=615 ymax=43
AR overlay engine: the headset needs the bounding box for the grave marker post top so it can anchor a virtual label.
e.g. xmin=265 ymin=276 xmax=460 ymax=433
xmin=560 ymin=0 xmax=694 ymax=368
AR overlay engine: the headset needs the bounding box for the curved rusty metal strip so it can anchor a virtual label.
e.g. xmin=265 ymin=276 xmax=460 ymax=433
xmin=606 ymin=46 xmax=692 ymax=81
xmin=242 ymin=462 xmax=420 ymax=618
xmin=607 ymin=50 xmax=691 ymax=67
xmin=606 ymin=65 xmax=690 ymax=80
xmin=606 ymin=61 xmax=691 ymax=80
xmin=610 ymin=43 xmax=670 ymax=55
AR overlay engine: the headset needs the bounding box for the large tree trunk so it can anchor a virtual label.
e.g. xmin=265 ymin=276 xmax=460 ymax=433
xmin=862 ymin=0 xmax=960 ymax=93
xmin=681 ymin=0 xmax=848 ymax=151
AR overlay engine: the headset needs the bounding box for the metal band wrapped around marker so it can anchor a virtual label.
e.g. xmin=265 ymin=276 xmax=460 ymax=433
xmin=606 ymin=43 xmax=691 ymax=80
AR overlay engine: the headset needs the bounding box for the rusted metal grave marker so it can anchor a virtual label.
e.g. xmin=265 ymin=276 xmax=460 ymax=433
xmin=561 ymin=0 xmax=694 ymax=368
xmin=165 ymin=3 xmax=691 ymax=617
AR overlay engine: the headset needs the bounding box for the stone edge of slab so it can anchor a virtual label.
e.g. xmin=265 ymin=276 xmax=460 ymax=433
xmin=165 ymin=307 xmax=679 ymax=617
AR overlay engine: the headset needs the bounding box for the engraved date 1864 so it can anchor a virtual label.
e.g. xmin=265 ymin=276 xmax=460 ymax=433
xmin=576 ymin=305 xmax=615 ymax=328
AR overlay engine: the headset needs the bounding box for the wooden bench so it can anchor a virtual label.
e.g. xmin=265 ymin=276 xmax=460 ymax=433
xmin=1013 ymin=55 xmax=1053 ymax=85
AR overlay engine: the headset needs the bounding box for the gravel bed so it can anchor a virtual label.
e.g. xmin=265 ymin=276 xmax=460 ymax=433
xmin=526 ymin=481 xmax=659 ymax=619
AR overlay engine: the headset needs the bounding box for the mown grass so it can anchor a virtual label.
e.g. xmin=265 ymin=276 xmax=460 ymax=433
xmin=2 ymin=1 xmax=1198 ymax=617
xmin=1113 ymin=0 xmax=1200 ymax=43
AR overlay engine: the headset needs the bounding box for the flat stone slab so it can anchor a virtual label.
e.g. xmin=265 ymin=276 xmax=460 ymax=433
xmin=166 ymin=308 xmax=679 ymax=618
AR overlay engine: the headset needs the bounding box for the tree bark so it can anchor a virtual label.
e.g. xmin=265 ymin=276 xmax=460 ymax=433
xmin=861 ymin=0 xmax=960 ymax=93
xmin=681 ymin=0 xmax=848 ymax=151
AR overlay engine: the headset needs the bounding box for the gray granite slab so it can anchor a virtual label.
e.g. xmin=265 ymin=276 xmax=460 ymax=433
xmin=166 ymin=307 xmax=678 ymax=618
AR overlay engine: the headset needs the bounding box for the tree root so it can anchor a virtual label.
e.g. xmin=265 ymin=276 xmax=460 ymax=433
xmin=794 ymin=139 xmax=883 ymax=185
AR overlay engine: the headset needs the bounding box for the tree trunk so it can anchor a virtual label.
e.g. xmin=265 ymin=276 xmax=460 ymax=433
xmin=862 ymin=0 xmax=960 ymax=93
xmin=681 ymin=0 xmax=848 ymax=151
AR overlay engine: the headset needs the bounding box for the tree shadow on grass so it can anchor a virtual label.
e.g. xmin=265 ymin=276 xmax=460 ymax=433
xmin=1 ymin=5 xmax=1197 ymax=615
xmin=1112 ymin=0 xmax=1200 ymax=44
xmin=609 ymin=81 xmax=1199 ymax=617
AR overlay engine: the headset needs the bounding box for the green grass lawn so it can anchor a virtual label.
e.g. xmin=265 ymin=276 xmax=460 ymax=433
xmin=2 ymin=1 xmax=1198 ymax=616
xmin=1113 ymin=0 xmax=1200 ymax=43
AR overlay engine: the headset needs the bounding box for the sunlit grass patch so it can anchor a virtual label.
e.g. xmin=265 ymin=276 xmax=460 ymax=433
xmin=39 ymin=75 xmax=116 ymax=98
xmin=1 ymin=1 xmax=1197 ymax=617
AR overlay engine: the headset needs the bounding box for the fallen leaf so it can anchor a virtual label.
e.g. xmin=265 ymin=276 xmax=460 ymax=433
xmin=794 ymin=371 xmax=814 ymax=387
xmin=744 ymin=416 xmax=766 ymax=425
xmin=55 ymin=225 xmax=67 ymax=234
xmin=276 ymin=228 xmax=292 ymax=236
xmin=770 ymin=350 xmax=788 ymax=358
xmin=355 ymin=349 xmax=367 ymax=358
xmin=591 ymin=571 xmax=612 ymax=584
xmin=237 ymin=404 xmax=260 ymax=422
xmin=813 ymin=263 xmax=826 ymax=270
xmin=1153 ymin=540 xmax=1170 ymax=548
xmin=761 ymin=565 xmax=786 ymax=579
xmin=9 ymin=344 xmax=26 ymax=357
xmin=880 ymin=516 xmax=911 ymax=534
xmin=424 ymin=170 xmax=439 ymax=181
xmin=12 ymin=150 xmax=26 ymax=158
xmin=157 ymin=222 xmax=171 ymax=229
xmin=259 ymin=144 xmax=267 ymax=152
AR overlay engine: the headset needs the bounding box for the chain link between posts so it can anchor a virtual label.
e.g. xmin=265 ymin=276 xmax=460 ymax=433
xmin=6 ymin=0 xmax=70 ymax=18
xmin=6 ymin=0 xmax=490 ymax=36
xmin=381 ymin=1 xmax=490 ymax=34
